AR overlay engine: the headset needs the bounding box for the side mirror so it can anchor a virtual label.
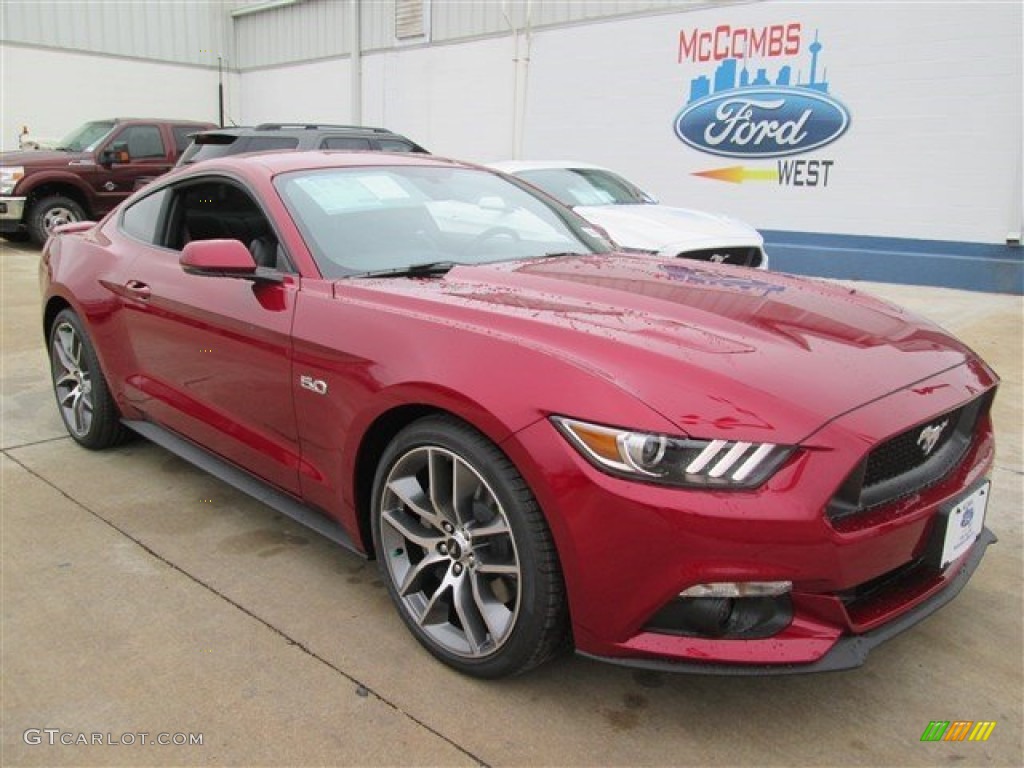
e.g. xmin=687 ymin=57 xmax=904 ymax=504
xmin=180 ymin=239 xmax=283 ymax=283
xmin=100 ymin=142 xmax=131 ymax=167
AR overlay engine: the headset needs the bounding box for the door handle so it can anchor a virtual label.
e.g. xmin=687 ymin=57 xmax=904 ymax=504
xmin=125 ymin=280 xmax=151 ymax=300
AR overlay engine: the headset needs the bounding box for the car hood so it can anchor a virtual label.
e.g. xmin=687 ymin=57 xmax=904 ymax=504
xmin=0 ymin=149 xmax=87 ymax=167
xmin=574 ymin=204 xmax=763 ymax=252
xmin=344 ymin=255 xmax=979 ymax=444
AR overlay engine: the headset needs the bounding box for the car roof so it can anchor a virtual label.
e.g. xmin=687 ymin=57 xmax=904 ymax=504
xmin=192 ymin=124 xmax=407 ymax=138
xmin=107 ymin=118 xmax=214 ymax=125
xmin=196 ymin=150 xmax=466 ymax=176
xmin=488 ymin=160 xmax=611 ymax=174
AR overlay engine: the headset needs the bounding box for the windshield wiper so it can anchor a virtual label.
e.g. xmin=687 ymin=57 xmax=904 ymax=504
xmin=352 ymin=260 xmax=459 ymax=279
xmin=541 ymin=251 xmax=589 ymax=259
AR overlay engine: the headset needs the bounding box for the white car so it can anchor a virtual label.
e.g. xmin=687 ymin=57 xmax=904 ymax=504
xmin=489 ymin=161 xmax=767 ymax=269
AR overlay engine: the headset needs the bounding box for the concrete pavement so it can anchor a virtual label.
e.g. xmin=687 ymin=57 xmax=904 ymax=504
xmin=2 ymin=239 xmax=1022 ymax=766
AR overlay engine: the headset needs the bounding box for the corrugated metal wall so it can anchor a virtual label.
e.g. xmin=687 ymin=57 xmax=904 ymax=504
xmin=237 ymin=0 xmax=727 ymax=68
xmin=0 ymin=0 xmax=235 ymax=67
xmin=431 ymin=0 xmax=695 ymax=42
xmin=1 ymin=1 xmax=732 ymax=71
xmin=234 ymin=0 xmax=349 ymax=69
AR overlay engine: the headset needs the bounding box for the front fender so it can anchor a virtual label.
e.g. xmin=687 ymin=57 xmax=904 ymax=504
xmin=40 ymin=231 xmax=138 ymax=416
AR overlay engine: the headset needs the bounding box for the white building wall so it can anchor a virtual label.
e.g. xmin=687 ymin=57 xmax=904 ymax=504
xmin=0 ymin=44 xmax=237 ymax=151
xmin=238 ymin=0 xmax=1021 ymax=246
xmin=521 ymin=1 xmax=1022 ymax=245
xmin=238 ymin=58 xmax=352 ymax=126
xmin=360 ymin=36 xmax=515 ymax=160
xmin=2 ymin=0 xmax=1019 ymax=254
xmin=236 ymin=34 xmax=514 ymax=158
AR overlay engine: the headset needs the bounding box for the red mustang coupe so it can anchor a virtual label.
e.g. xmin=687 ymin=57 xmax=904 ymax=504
xmin=40 ymin=152 xmax=997 ymax=678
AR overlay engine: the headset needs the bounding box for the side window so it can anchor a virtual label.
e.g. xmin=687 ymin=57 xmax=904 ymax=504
xmin=321 ymin=137 xmax=372 ymax=150
xmin=168 ymin=178 xmax=293 ymax=272
xmin=377 ymin=139 xmax=415 ymax=152
xmin=121 ymin=188 xmax=170 ymax=244
xmin=243 ymin=136 xmax=299 ymax=152
xmin=171 ymin=125 xmax=198 ymax=153
xmin=117 ymin=125 xmax=167 ymax=159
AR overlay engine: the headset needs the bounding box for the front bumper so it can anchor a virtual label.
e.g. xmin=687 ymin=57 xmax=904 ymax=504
xmin=505 ymin=361 xmax=998 ymax=672
xmin=579 ymin=528 xmax=995 ymax=675
xmin=0 ymin=196 xmax=27 ymax=233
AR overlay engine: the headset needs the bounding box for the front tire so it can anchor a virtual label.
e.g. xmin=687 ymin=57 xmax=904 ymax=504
xmin=49 ymin=309 xmax=126 ymax=449
xmin=28 ymin=195 xmax=86 ymax=245
xmin=371 ymin=415 xmax=568 ymax=677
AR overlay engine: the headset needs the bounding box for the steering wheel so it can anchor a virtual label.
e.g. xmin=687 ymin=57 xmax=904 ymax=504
xmin=468 ymin=226 xmax=521 ymax=250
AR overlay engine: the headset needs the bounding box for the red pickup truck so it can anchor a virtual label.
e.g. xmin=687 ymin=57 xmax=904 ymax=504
xmin=1 ymin=117 xmax=214 ymax=244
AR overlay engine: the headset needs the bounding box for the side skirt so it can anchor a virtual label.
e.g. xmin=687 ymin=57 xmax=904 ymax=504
xmin=122 ymin=419 xmax=364 ymax=557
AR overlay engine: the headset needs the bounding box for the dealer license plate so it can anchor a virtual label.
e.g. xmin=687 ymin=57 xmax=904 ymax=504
xmin=939 ymin=482 xmax=989 ymax=569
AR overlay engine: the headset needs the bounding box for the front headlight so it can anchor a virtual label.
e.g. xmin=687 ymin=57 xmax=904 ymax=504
xmin=552 ymin=416 xmax=793 ymax=489
xmin=0 ymin=166 xmax=25 ymax=195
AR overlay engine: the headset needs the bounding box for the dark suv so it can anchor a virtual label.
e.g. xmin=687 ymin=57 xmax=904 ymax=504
xmin=177 ymin=123 xmax=429 ymax=166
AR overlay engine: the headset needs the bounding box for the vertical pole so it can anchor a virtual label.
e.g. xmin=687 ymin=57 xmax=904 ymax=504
xmin=218 ymin=56 xmax=225 ymax=128
xmin=510 ymin=0 xmax=532 ymax=160
xmin=350 ymin=0 xmax=362 ymax=124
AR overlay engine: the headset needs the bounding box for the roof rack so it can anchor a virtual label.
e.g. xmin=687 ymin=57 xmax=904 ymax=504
xmin=254 ymin=123 xmax=391 ymax=133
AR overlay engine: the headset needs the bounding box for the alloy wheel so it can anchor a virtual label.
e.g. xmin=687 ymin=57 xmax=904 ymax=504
xmin=51 ymin=320 xmax=94 ymax=437
xmin=378 ymin=446 xmax=521 ymax=658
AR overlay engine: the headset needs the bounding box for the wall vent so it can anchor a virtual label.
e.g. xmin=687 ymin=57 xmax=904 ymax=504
xmin=395 ymin=0 xmax=425 ymax=39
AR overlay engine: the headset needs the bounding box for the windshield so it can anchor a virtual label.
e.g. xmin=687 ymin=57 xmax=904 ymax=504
xmin=275 ymin=166 xmax=611 ymax=278
xmin=515 ymin=168 xmax=653 ymax=207
xmin=56 ymin=121 xmax=116 ymax=152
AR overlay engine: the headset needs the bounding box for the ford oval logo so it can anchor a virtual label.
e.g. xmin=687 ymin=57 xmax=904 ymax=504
xmin=674 ymin=87 xmax=851 ymax=159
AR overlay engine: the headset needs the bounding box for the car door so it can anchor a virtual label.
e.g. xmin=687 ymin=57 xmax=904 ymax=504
xmin=93 ymin=124 xmax=174 ymax=213
xmin=112 ymin=176 xmax=302 ymax=494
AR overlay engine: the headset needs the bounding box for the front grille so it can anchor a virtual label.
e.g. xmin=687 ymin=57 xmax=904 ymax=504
xmin=681 ymin=246 xmax=763 ymax=268
xmin=827 ymin=392 xmax=991 ymax=524
xmin=864 ymin=406 xmax=964 ymax=488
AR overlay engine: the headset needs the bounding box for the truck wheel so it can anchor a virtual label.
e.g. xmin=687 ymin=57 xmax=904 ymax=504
xmin=28 ymin=195 xmax=86 ymax=245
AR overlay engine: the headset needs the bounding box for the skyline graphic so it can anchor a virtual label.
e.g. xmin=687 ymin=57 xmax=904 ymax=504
xmin=687 ymin=30 xmax=829 ymax=104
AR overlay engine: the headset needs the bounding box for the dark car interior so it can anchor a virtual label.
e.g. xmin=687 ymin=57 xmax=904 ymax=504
xmin=166 ymin=181 xmax=291 ymax=272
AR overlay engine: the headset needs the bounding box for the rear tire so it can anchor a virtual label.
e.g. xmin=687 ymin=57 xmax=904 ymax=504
xmin=28 ymin=195 xmax=86 ymax=245
xmin=49 ymin=309 xmax=126 ymax=449
xmin=371 ymin=415 xmax=568 ymax=678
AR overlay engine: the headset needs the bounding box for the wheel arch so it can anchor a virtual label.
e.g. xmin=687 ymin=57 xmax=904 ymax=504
xmin=42 ymin=295 xmax=73 ymax=344
xmin=352 ymin=403 xmax=452 ymax=554
xmin=350 ymin=390 xmax=545 ymax=556
xmin=42 ymin=294 xmax=123 ymax=409
xmin=25 ymin=179 xmax=93 ymax=218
